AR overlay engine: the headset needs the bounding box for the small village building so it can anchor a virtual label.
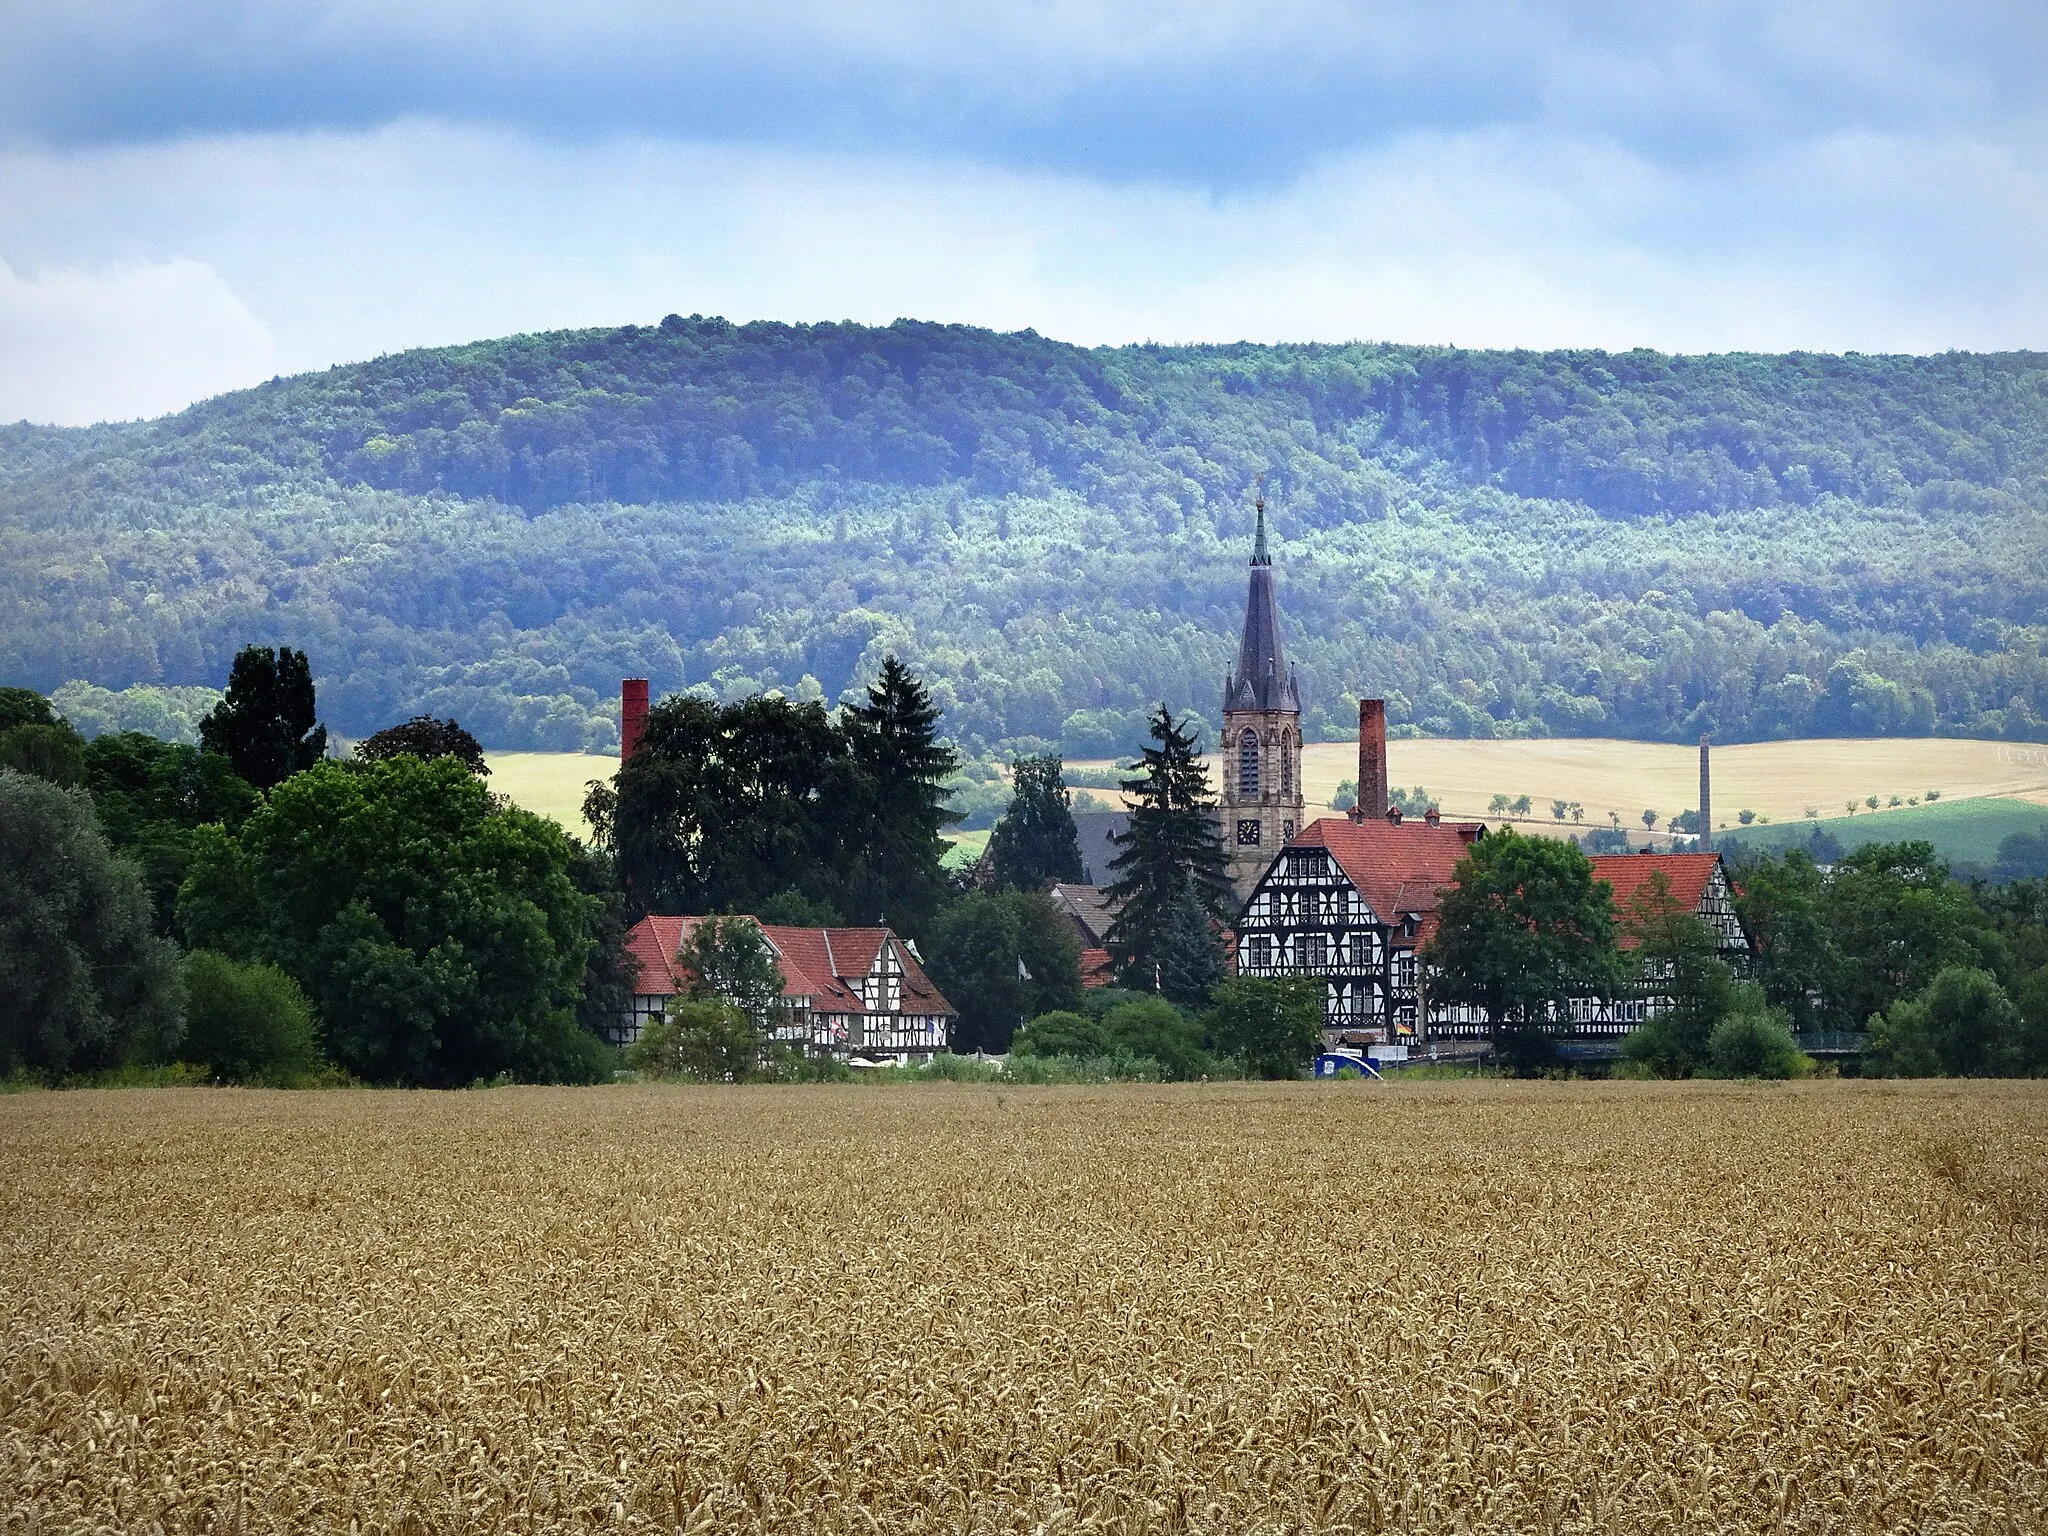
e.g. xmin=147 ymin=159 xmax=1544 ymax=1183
xmin=619 ymin=916 xmax=957 ymax=1063
xmin=1235 ymin=806 xmax=1484 ymax=1046
xmin=1047 ymin=881 xmax=1119 ymax=988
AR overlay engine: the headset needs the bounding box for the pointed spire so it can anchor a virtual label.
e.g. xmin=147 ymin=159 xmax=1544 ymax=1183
xmin=1223 ymin=479 xmax=1299 ymax=716
xmin=1251 ymin=476 xmax=1271 ymax=567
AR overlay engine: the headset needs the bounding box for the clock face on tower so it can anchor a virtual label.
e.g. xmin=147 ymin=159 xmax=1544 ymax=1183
xmin=1236 ymin=819 xmax=1262 ymax=846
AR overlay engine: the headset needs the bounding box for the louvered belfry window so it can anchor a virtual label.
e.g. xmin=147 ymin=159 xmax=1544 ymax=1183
xmin=1239 ymin=728 xmax=1260 ymax=795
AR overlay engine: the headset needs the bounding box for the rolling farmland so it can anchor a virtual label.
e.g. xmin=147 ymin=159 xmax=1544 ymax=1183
xmin=491 ymin=738 xmax=2048 ymax=852
xmin=3 ymin=1082 xmax=2043 ymax=1533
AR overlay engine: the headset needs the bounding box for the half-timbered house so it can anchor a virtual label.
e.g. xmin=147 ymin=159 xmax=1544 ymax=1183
xmin=1234 ymin=806 xmax=1484 ymax=1047
xmin=620 ymin=916 xmax=957 ymax=1063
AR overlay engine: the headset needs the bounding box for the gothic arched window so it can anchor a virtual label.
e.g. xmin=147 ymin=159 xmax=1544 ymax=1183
xmin=1239 ymin=728 xmax=1260 ymax=796
xmin=1282 ymin=732 xmax=1294 ymax=795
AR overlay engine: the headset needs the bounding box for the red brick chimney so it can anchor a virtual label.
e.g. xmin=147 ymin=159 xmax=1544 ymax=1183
xmin=1358 ymin=698 xmax=1388 ymax=820
xmin=621 ymin=678 xmax=649 ymax=761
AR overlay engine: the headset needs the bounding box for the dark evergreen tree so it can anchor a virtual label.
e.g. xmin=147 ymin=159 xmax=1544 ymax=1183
xmin=199 ymin=646 xmax=327 ymax=790
xmin=987 ymin=752 xmax=1083 ymax=891
xmin=1426 ymin=828 xmax=1625 ymax=1072
xmin=355 ymin=715 xmax=489 ymax=776
xmin=842 ymin=655 xmax=958 ymax=935
xmin=1102 ymin=705 xmax=1230 ymax=1001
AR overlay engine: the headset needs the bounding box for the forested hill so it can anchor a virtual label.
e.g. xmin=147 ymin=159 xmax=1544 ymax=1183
xmin=4 ymin=317 xmax=2045 ymax=758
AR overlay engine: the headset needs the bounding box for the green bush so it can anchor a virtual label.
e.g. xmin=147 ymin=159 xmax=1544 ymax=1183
xmin=1012 ymin=1009 xmax=1112 ymax=1059
xmin=1200 ymin=977 xmax=1323 ymax=1079
xmin=625 ymin=1000 xmax=763 ymax=1082
xmin=182 ymin=950 xmax=325 ymax=1085
xmin=1706 ymin=998 xmax=1811 ymax=1079
xmin=1098 ymin=997 xmax=1212 ymax=1081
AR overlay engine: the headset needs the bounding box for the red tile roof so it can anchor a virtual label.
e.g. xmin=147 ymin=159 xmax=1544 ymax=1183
xmin=1589 ymin=853 xmax=1729 ymax=950
xmin=1295 ymin=815 xmax=1484 ymax=945
xmin=624 ymin=916 xmax=955 ymax=1017
xmin=1079 ymin=947 xmax=1114 ymax=988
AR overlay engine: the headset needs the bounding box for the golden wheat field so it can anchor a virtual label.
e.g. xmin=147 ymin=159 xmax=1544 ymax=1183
xmin=4 ymin=1082 xmax=2045 ymax=1535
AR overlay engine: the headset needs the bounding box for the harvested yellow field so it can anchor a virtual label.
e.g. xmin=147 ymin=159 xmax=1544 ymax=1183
xmin=1297 ymin=736 xmax=2048 ymax=829
xmin=4 ymin=1082 xmax=2044 ymax=1534
xmin=485 ymin=750 xmax=617 ymax=838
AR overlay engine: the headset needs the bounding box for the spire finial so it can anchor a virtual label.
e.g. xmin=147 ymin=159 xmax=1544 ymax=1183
xmin=1252 ymin=473 xmax=1270 ymax=566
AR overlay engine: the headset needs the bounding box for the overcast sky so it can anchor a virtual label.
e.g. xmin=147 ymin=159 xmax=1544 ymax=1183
xmin=2 ymin=1 xmax=2044 ymax=424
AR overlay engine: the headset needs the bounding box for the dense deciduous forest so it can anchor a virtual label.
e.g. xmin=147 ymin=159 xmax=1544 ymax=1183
xmin=3 ymin=318 xmax=2043 ymax=758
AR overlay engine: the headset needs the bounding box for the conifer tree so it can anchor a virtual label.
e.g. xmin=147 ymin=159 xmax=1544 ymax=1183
xmin=1102 ymin=705 xmax=1230 ymax=1005
xmin=987 ymin=752 xmax=1083 ymax=891
xmin=843 ymin=655 xmax=958 ymax=935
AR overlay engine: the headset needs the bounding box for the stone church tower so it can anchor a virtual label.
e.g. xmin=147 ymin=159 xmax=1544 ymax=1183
xmin=1219 ymin=495 xmax=1303 ymax=904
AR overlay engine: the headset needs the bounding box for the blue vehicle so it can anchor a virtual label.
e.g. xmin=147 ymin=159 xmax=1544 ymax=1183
xmin=1313 ymin=1051 xmax=1382 ymax=1080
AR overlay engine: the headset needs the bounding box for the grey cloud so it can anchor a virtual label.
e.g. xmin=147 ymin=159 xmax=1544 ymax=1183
xmin=1 ymin=1 xmax=2040 ymax=187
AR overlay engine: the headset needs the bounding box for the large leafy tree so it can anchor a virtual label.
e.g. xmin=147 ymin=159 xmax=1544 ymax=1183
xmin=1426 ymin=828 xmax=1625 ymax=1071
xmin=1729 ymin=848 xmax=1840 ymax=1032
xmin=987 ymin=752 xmax=1083 ymax=891
xmin=925 ymin=889 xmax=1083 ymax=1053
xmin=0 ymin=769 xmax=185 ymax=1078
xmin=1616 ymin=869 xmax=1737 ymax=1076
xmin=1102 ymin=706 xmax=1230 ymax=1004
xmin=179 ymin=755 xmax=609 ymax=1086
xmin=82 ymin=731 xmax=260 ymax=939
xmin=841 ymin=655 xmax=959 ymax=934
xmin=610 ymin=692 xmax=854 ymax=918
xmin=199 ymin=646 xmax=328 ymax=790
xmin=0 ymin=687 xmax=86 ymax=786
xmin=1820 ymin=841 xmax=1998 ymax=1028
xmin=606 ymin=659 xmax=956 ymax=934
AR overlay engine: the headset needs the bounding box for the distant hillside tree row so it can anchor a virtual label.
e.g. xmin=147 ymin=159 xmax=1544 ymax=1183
xmin=2 ymin=320 xmax=2042 ymax=755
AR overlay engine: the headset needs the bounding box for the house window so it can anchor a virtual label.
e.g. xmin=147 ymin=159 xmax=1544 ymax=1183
xmin=1237 ymin=818 xmax=1262 ymax=846
xmin=1303 ymin=934 xmax=1329 ymax=969
xmin=1246 ymin=935 xmax=1272 ymax=969
xmin=1285 ymin=849 xmax=1318 ymax=878
xmin=1239 ymin=729 xmax=1260 ymax=795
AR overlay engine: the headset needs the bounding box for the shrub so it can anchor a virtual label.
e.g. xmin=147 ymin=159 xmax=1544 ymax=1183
xmin=182 ymin=951 xmax=324 ymax=1085
xmin=1201 ymin=977 xmax=1323 ymax=1079
xmin=1706 ymin=1000 xmax=1811 ymax=1079
xmin=1012 ymin=1010 xmax=1113 ymax=1059
xmin=1099 ymin=997 xmax=1212 ymax=1081
xmin=626 ymin=1000 xmax=762 ymax=1082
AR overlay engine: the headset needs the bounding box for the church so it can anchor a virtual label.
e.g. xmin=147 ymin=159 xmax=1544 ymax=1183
xmin=1216 ymin=494 xmax=1754 ymax=1049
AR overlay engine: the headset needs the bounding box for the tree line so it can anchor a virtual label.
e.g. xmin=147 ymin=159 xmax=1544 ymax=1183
xmin=9 ymin=639 xmax=2044 ymax=1087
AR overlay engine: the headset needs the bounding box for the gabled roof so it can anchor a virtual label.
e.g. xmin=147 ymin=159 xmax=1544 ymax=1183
xmin=1590 ymin=852 xmax=1733 ymax=950
xmin=624 ymin=916 xmax=956 ymax=1017
xmin=1048 ymin=882 xmax=1120 ymax=946
xmin=1291 ymin=815 xmax=1485 ymax=945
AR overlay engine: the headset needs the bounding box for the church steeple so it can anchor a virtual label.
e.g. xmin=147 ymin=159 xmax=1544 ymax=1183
xmin=1225 ymin=489 xmax=1300 ymax=714
xmin=1218 ymin=484 xmax=1304 ymax=906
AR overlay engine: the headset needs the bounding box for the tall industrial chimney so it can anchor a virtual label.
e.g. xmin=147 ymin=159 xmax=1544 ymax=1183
xmin=1358 ymin=699 xmax=1388 ymax=821
xmin=621 ymin=678 xmax=650 ymax=762
xmin=1698 ymin=733 xmax=1712 ymax=853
